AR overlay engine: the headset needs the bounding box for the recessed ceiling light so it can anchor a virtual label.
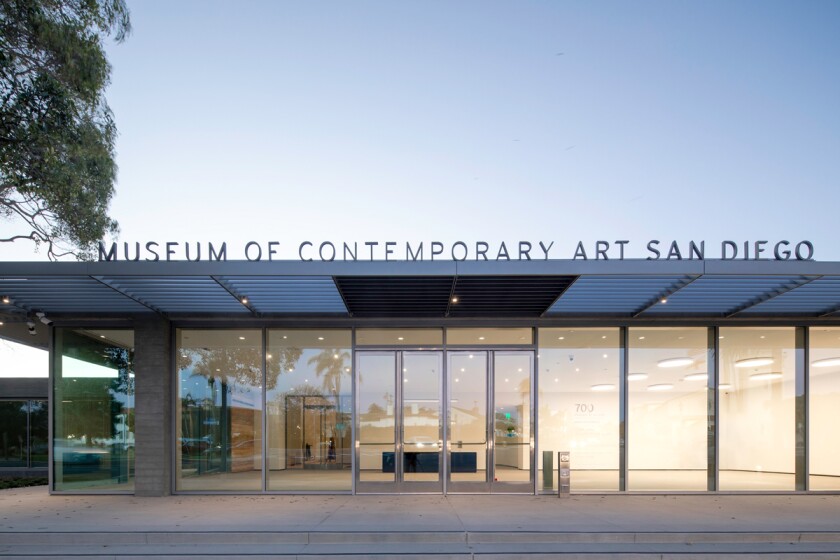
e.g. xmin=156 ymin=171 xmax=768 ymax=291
xmin=812 ymin=357 xmax=840 ymax=368
xmin=318 ymin=336 xmax=324 ymax=341
xmin=241 ymin=297 xmax=248 ymax=304
xmin=460 ymin=368 xmax=465 ymax=372
xmin=575 ymin=368 xmax=580 ymax=372
xmin=719 ymin=336 xmax=725 ymax=339
xmin=504 ymin=378 xmax=509 ymax=382
xmin=451 ymin=296 xmax=459 ymax=303
xmin=648 ymin=383 xmax=674 ymax=391
xmin=603 ymin=353 xmax=608 ymax=358
xmin=455 ymin=378 xmax=459 ymax=382
xmin=627 ymin=373 xmax=648 ymax=381
xmin=660 ymin=297 xmax=668 ymax=304
xmin=239 ymin=336 xmax=245 ymax=340
xmin=469 ymin=354 xmax=474 ymax=359
xmin=601 ymin=335 xmax=606 ymax=339
xmin=683 ymin=373 xmax=708 ymax=381
xmin=267 ymin=354 xmax=272 ymax=359
xmin=0 ymin=296 xmax=9 ymax=304
xmin=735 ymin=357 xmax=774 ymax=368
xmin=478 ymin=336 xmax=485 ymax=341
xmin=591 ymin=384 xmax=615 ymax=392
xmin=750 ymin=372 xmax=783 ymax=381
xmin=283 ymin=335 xmax=288 ymax=339
xmin=638 ymin=336 xmax=645 ymax=340
xmin=719 ymin=383 xmax=732 ymax=390
xmin=397 ymin=337 xmax=404 ymax=341
xmin=215 ymin=368 xmax=220 ymax=372
xmin=517 ymin=368 xmax=522 ymax=372
xmin=558 ymin=336 xmax=565 ymax=340
xmin=333 ymin=354 xmax=339 ymax=359
xmin=658 ymin=357 xmax=694 ymax=368
xmin=100 ymin=335 xmax=105 ymax=338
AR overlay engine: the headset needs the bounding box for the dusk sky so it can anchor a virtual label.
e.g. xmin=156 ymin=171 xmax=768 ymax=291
xmin=2 ymin=0 xmax=839 ymax=261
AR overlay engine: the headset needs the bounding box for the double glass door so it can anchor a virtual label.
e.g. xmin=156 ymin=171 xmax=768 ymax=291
xmin=355 ymin=350 xmax=533 ymax=494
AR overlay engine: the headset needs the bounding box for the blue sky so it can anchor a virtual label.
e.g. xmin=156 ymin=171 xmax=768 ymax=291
xmin=4 ymin=0 xmax=840 ymax=260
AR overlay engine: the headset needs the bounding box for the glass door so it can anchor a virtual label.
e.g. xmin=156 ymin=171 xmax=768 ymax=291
xmin=356 ymin=351 xmax=443 ymax=493
xmin=492 ymin=352 xmax=534 ymax=493
xmin=447 ymin=350 xmax=534 ymax=493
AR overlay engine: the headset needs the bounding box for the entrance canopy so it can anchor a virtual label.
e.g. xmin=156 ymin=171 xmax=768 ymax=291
xmin=1 ymin=259 xmax=840 ymax=321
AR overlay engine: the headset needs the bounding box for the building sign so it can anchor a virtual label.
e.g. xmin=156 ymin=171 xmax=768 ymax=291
xmin=98 ymin=239 xmax=815 ymax=262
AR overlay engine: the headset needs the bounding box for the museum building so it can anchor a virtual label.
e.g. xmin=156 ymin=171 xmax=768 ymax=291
xmin=1 ymin=258 xmax=840 ymax=496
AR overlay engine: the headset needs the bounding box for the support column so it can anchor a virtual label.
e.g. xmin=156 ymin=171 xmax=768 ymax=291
xmin=795 ymin=326 xmax=808 ymax=491
xmin=707 ymin=326 xmax=719 ymax=491
xmin=134 ymin=316 xmax=172 ymax=496
xmin=618 ymin=326 xmax=628 ymax=491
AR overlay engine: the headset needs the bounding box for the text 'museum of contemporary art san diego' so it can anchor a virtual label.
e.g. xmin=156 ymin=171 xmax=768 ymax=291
xmin=2 ymin=255 xmax=840 ymax=496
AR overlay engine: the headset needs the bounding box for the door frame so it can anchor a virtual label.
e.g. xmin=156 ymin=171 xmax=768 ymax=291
xmin=355 ymin=350 xmax=444 ymax=494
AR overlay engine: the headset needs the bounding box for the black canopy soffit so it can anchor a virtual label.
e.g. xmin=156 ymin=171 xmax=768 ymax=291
xmin=334 ymin=275 xmax=578 ymax=318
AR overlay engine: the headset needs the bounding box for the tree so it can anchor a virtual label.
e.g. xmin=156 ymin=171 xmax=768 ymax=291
xmin=0 ymin=0 xmax=130 ymax=260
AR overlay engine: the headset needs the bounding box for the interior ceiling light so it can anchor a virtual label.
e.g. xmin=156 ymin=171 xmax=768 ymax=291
xmin=648 ymin=383 xmax=674 ymax=391
xmin=590 ymin=384 xmax=615 ymax=392
xmin=451 ymin=296 xmax=459 ymax=303
xmin=812 ymin=357 xmax=840 ymax=368
xmin=750 ymin=372 xmax=783 ymax=381
xmin=735 ymin=357 xmax=774 ymax=368
xmin=657 ymin=357 xmax=694 ymax=368
xmin=627 ymin=373 xmax=648 ymax=381
xmin=683 ymin=373 xmax=708 ymax=381
xmin=719 ymin=383 xmax=732 ymax=390
xmin=1 ymin=296 xmax=9 ymax=304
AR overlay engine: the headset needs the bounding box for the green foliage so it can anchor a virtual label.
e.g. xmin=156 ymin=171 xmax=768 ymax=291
xmin=0 ymin=476 xmax=48 ymax=489
xmin=0 ymin=0 xmax=130 ymax=260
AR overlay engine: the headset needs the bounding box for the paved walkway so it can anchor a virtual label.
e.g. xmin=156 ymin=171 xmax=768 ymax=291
xmin=2 ymin=486 xmax=839 ymax=534
xmin=3 ymin=487 xmax=840 ymax=558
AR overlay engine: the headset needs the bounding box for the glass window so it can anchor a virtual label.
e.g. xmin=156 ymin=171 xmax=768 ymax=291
xmin=0 ymin=400 xmax=28 ymax=467
xmin=628 ymin=328 xmax=708 ymax=490
xmin=719 ymin=327 xmax=795 ymax=490
xmin=176 ymin=329 xmax=263 ymax=491
xmin=28 ymin=400 xmax=48 ymax=468
xmin=356 ymin=328 xmax=442 ymax=346
xmin=538 ymin=328 xmax=619 ymax=492
xmin=0 ymin=339 xmax=48 ymax=378
xmin=266 ymin=330 xmax=351 ymax=491
xmin=808 ymin=327 xmax=840 ymax=490
xmin=447 ymin=328 xmax=532 ymax=346
xmin=54 ymin=328 xmax=135 ymax=492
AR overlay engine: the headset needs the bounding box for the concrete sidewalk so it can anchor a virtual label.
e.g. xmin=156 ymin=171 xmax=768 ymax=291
xmin=2 ymin=486 xmax=840 ymax=558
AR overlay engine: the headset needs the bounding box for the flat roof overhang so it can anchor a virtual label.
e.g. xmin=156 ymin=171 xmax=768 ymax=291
xmin=1 ymin=260 xmax=840 ymax=329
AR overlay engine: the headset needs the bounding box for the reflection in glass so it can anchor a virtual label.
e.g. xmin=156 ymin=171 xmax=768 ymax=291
xmin=538 ymin=328 xmax=619 ymax=492
xmin=808 ymin=328 xmax=840 ymax=490
xmin=719 ymin=327 xmax=795 ymax=490
xmin=356 ymin=329 xmax=442 ymax=346
xmin=267 ymin=330 xmax=351 ymax=491
xmin=402 ymin=353 xmax=441 ymax=483
xmin=0 ymin=401 xmax=28 ymax=467
xmin=628 ymin=328 xmax=707 ymax=490
xmin=449 ymin=352 xmax=487 ymax=484
xmin=357 ymin=353 xmax=396 ymax=483
xmin=447 ymin=328 xmax=532 ymax=346
xmin=29 ymin=400 xmax=48 ymax=467
xmin=53 ymin=329 xmax=135 ymax=492
xmin=176 ymin=329 xmax=262 ymax=491
xmin=493 ymin=353 xmax=532 ymax=485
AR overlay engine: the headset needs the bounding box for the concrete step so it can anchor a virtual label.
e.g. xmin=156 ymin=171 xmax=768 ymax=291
xmin=3 ymin=531 xmax=840 ymax=558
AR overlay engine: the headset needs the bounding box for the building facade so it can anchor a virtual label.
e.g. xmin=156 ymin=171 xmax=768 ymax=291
xmin=1 ymin=259 xmax=839 ymax=495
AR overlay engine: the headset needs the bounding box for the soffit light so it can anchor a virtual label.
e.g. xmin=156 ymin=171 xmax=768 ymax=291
xmin=627 ymin=373 xmax=648 ymax=381
xmin=657 ymin=357 xmax=694 ymax=368
xmin=735 ymin=357 xmax=774 ymax=368
xmin=590 ymin=384 xmax=615 ymax=392
xmin=750 ymin=372 xmax=783 ymax=381
xmin=812 ymin=357 xmax=840 ymax=368
xmin=647 ymin=383 xmax=674 ymax=391
xmin=683 ymin=373 xmax=708 ymax=381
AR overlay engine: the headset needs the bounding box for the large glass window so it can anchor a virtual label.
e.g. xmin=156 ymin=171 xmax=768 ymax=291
xmin=0 ymin=400 xmax=47 ymax=469
xmin=54 ymin=329 xmax=135 ymax=492
xmin=538 ymin=328 xmax=619 ymax=492
xmin=266 ymin=330 xmax=351 ymax=491
xmin=176 ymin=329 xmax=263 ymax=491
xmin=808 ymin=327 xmax=840 ymax=490
xmin=628 ymin=328 xmax=707 ymax=490
xmin=447 ymin=328 xmax=532 ymax=346
xmin=719 ymin=327 xmax=795 ymax=490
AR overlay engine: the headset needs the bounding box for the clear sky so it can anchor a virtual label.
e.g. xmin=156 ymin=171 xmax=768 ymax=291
xmin=2 ymin=0 xmax=840 ymax=261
